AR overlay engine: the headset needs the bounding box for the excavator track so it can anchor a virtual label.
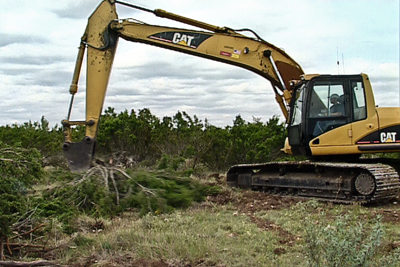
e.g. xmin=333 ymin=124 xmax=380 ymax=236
xmin=226 ymin=161 xmax=400 ymax=204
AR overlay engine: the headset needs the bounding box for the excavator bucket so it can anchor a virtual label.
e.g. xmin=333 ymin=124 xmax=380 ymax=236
xmin=62 ymin=139 xmax=95 ymax=173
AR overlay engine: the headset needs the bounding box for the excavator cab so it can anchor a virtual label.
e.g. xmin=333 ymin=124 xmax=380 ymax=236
xmin=287 ymin=74 xmax=372 ymax=157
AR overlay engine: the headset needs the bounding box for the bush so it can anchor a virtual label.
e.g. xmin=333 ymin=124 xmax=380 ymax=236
xmin=96 ymin=108 xmax=290 ymax=171
xmin=0 ymin=143 xmax=43 ymax=257
xmin=0 ymin=116 xmax=63 ymax=157
xmin=303 ymin=214 xmax=385 ymax=267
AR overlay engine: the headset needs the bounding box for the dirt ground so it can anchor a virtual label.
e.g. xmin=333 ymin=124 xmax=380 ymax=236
xmin=207 ymin=190 xmax=400 ymax=251
xmin=207 ymin=190 xmax=301 ymax=213
xmin=68 ymin=190 xmax=400 ymax=267
xmin=208 ymin=191 xmax=302 ymax=250
xmin=208 ymin=190 xmax=400 ymax=224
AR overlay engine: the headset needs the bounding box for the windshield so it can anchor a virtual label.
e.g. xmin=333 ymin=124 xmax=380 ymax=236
xmin=309 ymin=81 xmax=345 ymax=117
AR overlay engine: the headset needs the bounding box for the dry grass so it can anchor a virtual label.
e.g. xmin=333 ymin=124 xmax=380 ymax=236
xmin=47 ymin=195 xmax=400 ymax=267
xmin=64 ymin=207 xmax=289 ymax=266
xmin=16 ymin=167 xmax=400 ymax=267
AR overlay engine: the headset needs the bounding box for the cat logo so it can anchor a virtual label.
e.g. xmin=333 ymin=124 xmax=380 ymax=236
xmin=380 ymin=132 xmax=397 ymax=143
xmin=172 ymin=33 xmax=194 ymax=47
xmin=148 ymin=31 xmax=212 ymax=49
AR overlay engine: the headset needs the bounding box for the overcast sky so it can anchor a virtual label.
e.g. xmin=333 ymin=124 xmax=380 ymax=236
xmin=0 ymin=0 xmax=399 ymax=128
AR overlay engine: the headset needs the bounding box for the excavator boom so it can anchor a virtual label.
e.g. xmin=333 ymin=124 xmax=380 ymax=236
xmin=62 ymin=0 xmax=303 ymax=172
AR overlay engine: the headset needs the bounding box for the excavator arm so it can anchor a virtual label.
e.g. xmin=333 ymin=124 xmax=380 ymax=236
xmin=62 ymin=0 xmax=304 ymax=172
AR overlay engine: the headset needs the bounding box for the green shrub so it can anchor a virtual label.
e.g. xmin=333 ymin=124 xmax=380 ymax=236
xmin=0 ymin=116 xmax=63 ymax=157
xmin=303 ymin=214 xmax=385 ymax=267
xmin=95 ymin=108 xmax=290 ymax=171
xmin=0 ymin=143 xmax=43 ymax=257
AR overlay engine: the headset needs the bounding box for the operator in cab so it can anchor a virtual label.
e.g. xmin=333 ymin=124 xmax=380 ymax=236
xmin=329 ymin=93 xmax=344 ymax=116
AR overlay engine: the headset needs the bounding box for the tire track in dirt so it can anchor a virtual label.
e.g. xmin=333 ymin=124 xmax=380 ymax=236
xmin=207 ymin=190 xmax=302 ymax=250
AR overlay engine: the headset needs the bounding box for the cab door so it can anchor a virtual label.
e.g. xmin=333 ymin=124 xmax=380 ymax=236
xmin=305 ymin=77 xmax=352 ymax=146
xmin=287 ymin=84 xmax=308 ymax=155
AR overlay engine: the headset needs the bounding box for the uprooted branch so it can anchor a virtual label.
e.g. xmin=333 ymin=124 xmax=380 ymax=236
xmin=0 ymin=260 xmax=65 ymax=267
xmin=71 ymin=165 xmax=157 ymax=206
xmin=10 ymin=224 xmax=45 ymax=240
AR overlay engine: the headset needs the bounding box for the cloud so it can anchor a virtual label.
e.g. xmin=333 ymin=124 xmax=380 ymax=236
xmin=0 ymin=34 xmax=48 ymax=47
xmin=48 ymin=0 xmax=101 ymax=19
xmin=0 ymin=0 xmax=398 ymax=129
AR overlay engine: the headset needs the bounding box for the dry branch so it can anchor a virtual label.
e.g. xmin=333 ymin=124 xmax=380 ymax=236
xmin=0 ymin=239 xmax=3 ymax=261
xmin=8 ymin=244 xmax=46 ymax=250
xmin=12 ymin=207 xmax=38 ymax=232
xmin=10 ymin=224 xmax=45 ymax=240
xmin=110 ymin=171 xmax=119 ymax=205
xmin=110 ymin=167 xmax=156 ymax=196
xmin=0 ymin=260 xmax=65 ymax=266
xmin=5 ymin=240 xmax=11 ymax=256
xmin=71 ymin=166 xmax=157 ymax=205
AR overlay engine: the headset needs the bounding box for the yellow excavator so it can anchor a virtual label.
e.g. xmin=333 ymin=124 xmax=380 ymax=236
xmin=62 ymin=0 xmax=400 ymax=203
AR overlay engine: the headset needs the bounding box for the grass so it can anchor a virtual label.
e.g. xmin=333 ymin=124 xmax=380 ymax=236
xmin=261 ymin=200 xmax=400 ymax=267
xmin=56 ymin=197 xmax=400 ymax=267
xmin=11 ymin=167 xmax=400 ymax=266
xmin=65 ymin=208 xmax=285 ymax=266
xmin=56 ymin=198 xmax=400 ymax=267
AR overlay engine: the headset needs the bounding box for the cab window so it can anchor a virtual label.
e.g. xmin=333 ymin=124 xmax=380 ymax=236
xmin=352 ymin=81 xmax=366 ymax=121
xmin=309 ymin=82 xmax=345 ymax=117
xmin=291 ymin=84 xmax=304 ymax=126
xmin=308 ymin=81 xmax=347 ymax=138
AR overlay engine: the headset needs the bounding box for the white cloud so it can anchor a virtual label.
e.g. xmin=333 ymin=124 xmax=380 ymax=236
xmin=0 ymin=0 xmax=398 ymax=128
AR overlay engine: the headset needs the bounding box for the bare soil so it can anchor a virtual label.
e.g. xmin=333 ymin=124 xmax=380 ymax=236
xmin=207 ymin=190 xmax=400 ymax=253
xmin=207 ymin=190 xmax=301 ymax=213
xmin=208 ymin=190 xmax=400 ymax=224
xmin=67 ymin=191 xmax=400 ymax=267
